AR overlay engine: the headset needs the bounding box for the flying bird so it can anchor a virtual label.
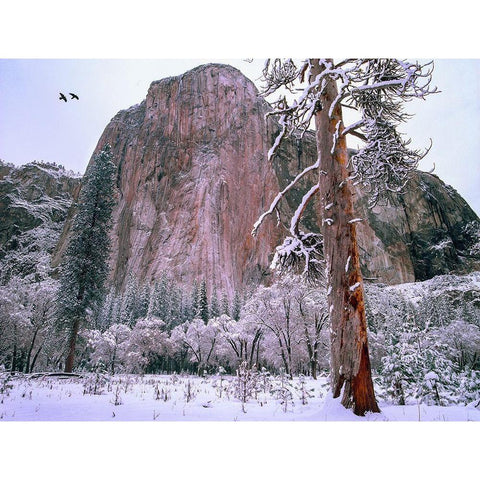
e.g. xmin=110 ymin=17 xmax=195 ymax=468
xmin=59 ymin=93 xmax=67 ymax=102
xmin=69 ymin=92 xmax=79 ymax=100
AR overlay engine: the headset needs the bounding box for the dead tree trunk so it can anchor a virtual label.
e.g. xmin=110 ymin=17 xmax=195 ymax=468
xmin=64 ymin=316 xmax=80 ymax=373
xmin=312 ymin=59 xmax=379 ymax=415
xmin=25 ymin=326 xmax=40 ymax=373
xmin=29 ymin=342 xmax=45 ymax=373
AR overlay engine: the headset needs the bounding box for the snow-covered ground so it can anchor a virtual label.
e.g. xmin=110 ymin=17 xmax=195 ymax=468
xmin=1 ymin=373 xmax=479 ymax=421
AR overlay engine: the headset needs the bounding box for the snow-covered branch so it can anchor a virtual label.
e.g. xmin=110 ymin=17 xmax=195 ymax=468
xmin=290 ymin=184 xmax=319 ymax=237
xmin=252 ymin=159 xmax=319 ymax=236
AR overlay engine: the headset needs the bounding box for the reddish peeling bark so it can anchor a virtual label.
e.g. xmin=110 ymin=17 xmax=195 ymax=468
xmin=311 ymin=59 xmax=379 ymax=416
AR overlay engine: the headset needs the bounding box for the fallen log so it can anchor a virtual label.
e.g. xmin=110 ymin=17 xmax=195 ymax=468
xmin=27 ymin=372 xmax=84 ymax=379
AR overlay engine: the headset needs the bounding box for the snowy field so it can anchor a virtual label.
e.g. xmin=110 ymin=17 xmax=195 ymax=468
xmin=1 ymin=372 xmax=479 ymax=421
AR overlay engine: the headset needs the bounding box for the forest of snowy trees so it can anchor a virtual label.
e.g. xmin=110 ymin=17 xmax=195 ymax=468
xmin=1 ymin=267 xmax=479 ymax=407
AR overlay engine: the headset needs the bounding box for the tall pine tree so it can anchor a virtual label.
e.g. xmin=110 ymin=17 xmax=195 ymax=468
xmin=198 ymin=279 xmax=209 ymax=324
xmin=221 ymin=292 xmax=230 ymax=316
xmin=231 ymin=290 xmax=242 ymax=321
xmin=210 ymin=286 xmax=220 ymax=319
xmin=190 ymin=280 xmax=199 ymax=320
xmin=57 ymin=145 xmax=116 ymax=372
xmin=120 ymin=273 xmax=139 ymax=326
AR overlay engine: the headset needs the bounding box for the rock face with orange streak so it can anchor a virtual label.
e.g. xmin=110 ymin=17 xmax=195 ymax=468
xmin=53 ymin=63 xmax=480 ymax=295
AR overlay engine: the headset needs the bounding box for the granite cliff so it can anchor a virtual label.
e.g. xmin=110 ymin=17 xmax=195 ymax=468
xmin=49 ymin=64 xmax=480 ymax=294
xmin=0 ymin=160 xmax=81 ymax=282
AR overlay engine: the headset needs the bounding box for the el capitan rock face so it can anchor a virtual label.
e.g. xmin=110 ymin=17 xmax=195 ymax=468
xmin=54 ymin=64 xmax=480 ymax=295
xmin=80 ymin=64 xmax=283 ymax=295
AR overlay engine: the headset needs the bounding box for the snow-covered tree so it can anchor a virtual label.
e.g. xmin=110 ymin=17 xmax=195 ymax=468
xmin=149 ymin=274 xmax=169 ymax=321
xmin=56 ymin=145 xmax=116 ymax=372
xmin=439 ymin=320 xmax=480 ymax=371
xmin=210 ymin=286 xmax=220 ymax=319
xmin=94 ymin=286 xmax=117 ymax=330
xmin=293 ymin=280 xmax=329 ymax=379
xmin=0 ymin=277 xmax=60 ymax=373
xmin=253 ymin=59 xmax=436 ymax=415
xmin=377 ymin=309 xmax=480 ymax=406
xmin=124 ymin=316 xmax=170 ymax=373
xmin=0 ymin=277 xmax=32 ymax=371
xmin=170 ymin=318 xmax=222 ymax=374
xmin=87 ymin=323 xmax=131 ymax=374
xmin=136 ymin=283 xmax=151 ymax=321
xmin=23 ymin=281 xmax=57 ymax=373
xmin=231 ymin=289 xmax=242 ymax=321
xmin=198 ymin=279 xmax=209 ymax=324
xmin=216 ymin=313 xmax=263 ymax=370
xmin=119 ymin=273 xmax=140 ymax=326
xmin=362 ymin=273 xmax=480 ymax=406
xmin=242 ymin=275 xmax=327 ymax=378
xmin=167 ymin=283 xmax=185 ymax=328
xmin=379 ymin=315 xmax=423 ymax=405
xmin=243 ymin=284 xmax=297 ymax=378
xmin=220 ymin=292 xmax=230 ymax=316
xmin=189 ymin=280 xmax=200 ymax=321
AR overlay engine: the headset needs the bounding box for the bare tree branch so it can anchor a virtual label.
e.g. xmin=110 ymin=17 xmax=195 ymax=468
xmin=252 ymin=159 xmax=319 ymax=236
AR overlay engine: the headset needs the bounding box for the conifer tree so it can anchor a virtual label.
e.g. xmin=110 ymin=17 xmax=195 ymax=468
xmin=198 ymin=279 xmax=209 ymax=324
xmin=56 ymin=145 xmax=116 ymax=372
xmin=96 ymin=286 xmax=116 ymax=330
xmin=190 ymin=280 xmax=199 ymax=320
xmin=168 ymin=282 xmax=183 ymax=328
xmin=135 ymin=283 xmax=151 ymax=320
xmin=221 ymin=292 xmax=230 ymax=317
xmin=120 ymin=273 xmax=139 ymax=326
xmin=231 ymin=290 xmax=242 ymax=321
xmin=210 ymin=286 xmax=220 ymax=319
xmin=149 ymin=273 xmax=168 ymax=320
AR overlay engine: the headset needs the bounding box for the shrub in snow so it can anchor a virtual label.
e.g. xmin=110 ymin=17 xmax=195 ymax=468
xmin=415 ymin=352 xmax=456 ymax=406
xmin=367 ymin=273 xmax=480 ymax=406
xmin=294 ymin=374 xmax=314 ymax=405
xmin=456 ymin=369 xmax=480 ymax=405
xmin=83 ymin=372 xmax=109 ymax=395
xmin=234 ymin=362 xmax=259 ymax=411
xmin=259 ymin=367 xmax=272 ymax=394
xmin=183 ymin=379 xmax=196 ymax=403
xmin=379 ymin=316 xmax=422 ymax=405
xmin=379 ymin=316 xmax=469 ymax=406
xmin=111 ymin=384 xmax=123 ymax=406
xmin=0 ymin=373 xmax=13 ymax=396
xmin=154 ymin=382 xmax=171 ymax=402
xmin=271 ymin=369 xmax=295 ymax=412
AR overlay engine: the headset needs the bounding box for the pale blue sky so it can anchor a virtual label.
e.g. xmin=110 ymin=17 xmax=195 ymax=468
xmin=1 ymin=58 xmax=479 ymax=215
